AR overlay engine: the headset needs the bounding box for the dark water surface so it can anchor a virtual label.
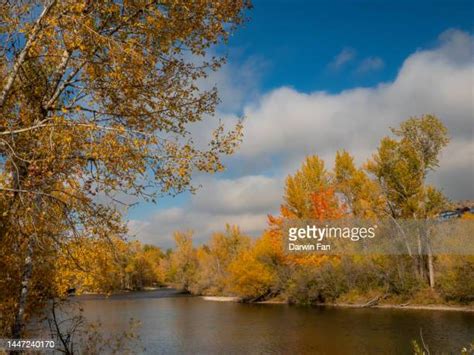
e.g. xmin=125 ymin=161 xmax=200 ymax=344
xmin=77 ymin=289 xmax=473 ymax=354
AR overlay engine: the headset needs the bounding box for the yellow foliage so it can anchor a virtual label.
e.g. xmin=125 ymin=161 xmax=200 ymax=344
xmin=284 ymin=155 xmax=329 ymax=218
xmin=0 ymin=0 xmax=250 ymax=337
xmin=228 ymin=248 xmax=276 ymax=299
xmin=55 ymin=237 xmax=164 ymax=295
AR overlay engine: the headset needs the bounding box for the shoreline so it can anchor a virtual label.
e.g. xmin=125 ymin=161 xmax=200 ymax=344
xmin=202 ymin=296 xmax=240 ymax=302
xmin=201 ymin=296 xmax=474 ymax=312
xmin=77 ymin=289 xmax=473 ymax=312
xmin=311 ymin=303 xmax=474 ymax=312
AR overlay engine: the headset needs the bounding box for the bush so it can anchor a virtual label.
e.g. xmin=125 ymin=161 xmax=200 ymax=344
xmin=285 ymin=262 xmax=347 ymax=305
xmin=437 ymin=256 xmax=474 ymax=303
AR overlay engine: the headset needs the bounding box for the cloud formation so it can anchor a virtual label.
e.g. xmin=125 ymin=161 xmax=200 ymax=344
xmin=130 ymin=29 xmax=474 ymax=248
xmin=329 ymin=47 xmax=356 ymax=70
xmin=356 ymin=56 xmax=385 ymax=73
xmin=128 ymin=175 xmax=281 ymax=247
xmin=239 ymin=30 xmax=472 ymax=180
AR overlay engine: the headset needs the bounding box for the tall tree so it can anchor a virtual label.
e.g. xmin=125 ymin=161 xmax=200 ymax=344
xmin=366 ymin=114 xmax=449 ymax=287
xmin=0 ymin=0 xmax=250 ymax=338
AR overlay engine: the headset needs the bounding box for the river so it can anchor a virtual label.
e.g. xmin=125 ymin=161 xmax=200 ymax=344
xmin=75 ymin=289 xmax=473 ymax=354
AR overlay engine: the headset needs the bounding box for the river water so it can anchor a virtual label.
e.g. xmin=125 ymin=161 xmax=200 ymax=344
xmin=76 ymin=289 xmax=473 ymax=354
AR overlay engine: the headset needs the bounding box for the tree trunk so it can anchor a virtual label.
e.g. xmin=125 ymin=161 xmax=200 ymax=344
xmin=11 ymin=235 xmax=35 ymax=339
xmin=427 ymin=244 xmax=435 ymax=288
xmin=417 ymin=234 xmax=425 ymax=282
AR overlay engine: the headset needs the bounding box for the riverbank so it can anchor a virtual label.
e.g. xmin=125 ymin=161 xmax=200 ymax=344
xmin=313 ymin=303 xmax=474 ymax=312
xmin=78 ymin=288 xmax=473 ymax=312
xmin=77 ymin=286 xmax=175 ymax=296
xmin=202 ymin=296 xmax=240 ymax=302
xmin=201 ymin=295 xmax=474 ymax=312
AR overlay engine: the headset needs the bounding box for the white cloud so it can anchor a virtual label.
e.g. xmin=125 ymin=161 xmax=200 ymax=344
xmin=238 ymin=29 xmax=473 ymax=196
xmin=356 ymin=56 xmax=384 ymax=73
xmin=192 ymin=175 xmax=282 ymax=215
xmin=329 ymin=47 xmax=356 ymax=70
xmin=128 ymin=174 xmax=283 ymax=247
xmin=428 ymin=139 xmax=474 ymax=199
xmin=131 ymin=29 xmax=474 ymax=247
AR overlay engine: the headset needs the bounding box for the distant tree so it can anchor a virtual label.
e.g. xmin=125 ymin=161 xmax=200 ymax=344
xmin=192 ymin=225 xmax=250 ymax=295
xmin=168 ymin=231 xmax=197 ymax=292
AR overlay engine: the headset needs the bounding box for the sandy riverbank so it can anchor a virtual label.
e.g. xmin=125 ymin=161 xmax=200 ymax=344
xmin=201 ymin=296 xmax=240 ymax=302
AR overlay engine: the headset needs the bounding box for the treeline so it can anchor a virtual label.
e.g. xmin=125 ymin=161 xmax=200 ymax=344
xmin=162 ymin=115 xmax=474 ymax=304
xmin=163 ymin=224 xmax=473 ymax=305
xmin=60 ymin=115 xmax=474 ymax=306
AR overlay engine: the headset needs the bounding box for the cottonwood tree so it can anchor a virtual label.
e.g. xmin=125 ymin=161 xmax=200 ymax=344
xmin=191 ymin=225 xmax=250 ymax=295
xmin=0 ymin=0 xmax=250 ymax=338
xmin=167 ymin=231 xmax=197 ymax=291
xmin=366 ymin=114 xmax=449 ymax=287
xmin=283 ymin=155 xmax=329 ymax=218
xmin=333 ymin=150 xmax=386 ymax=218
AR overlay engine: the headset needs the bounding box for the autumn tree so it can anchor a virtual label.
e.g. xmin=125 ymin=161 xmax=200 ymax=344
xmin=131 ymin=244 xmax=165 ymax=288
xmin=167 ymin=231 xmax=197 ymax=292
xmin=0 ymin=0 xmax=250 ymax=338
xmin=229 ymin=183 xmax=348 ymax=302
xmin=55 ymin=236 xmax=130 ymax=295
xmin=191 ymin=225 xmax=250 ymax=295
xmin=237 ymin=157 xmax=347 ymax=302
xmin=366 ymin=114 xmax=450 ymax=287
xmin=333 ymin=150 xmax=385 ymax=218
xmin=228 ymin=231 xmax=282 ymax=301
xmin=55 ymin=238 xmax=164 ymax=294
xmin=283 ymin=155 xmax=329 ymax=218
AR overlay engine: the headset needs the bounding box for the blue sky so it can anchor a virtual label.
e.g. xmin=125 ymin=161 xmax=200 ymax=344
xmin=229 ymin=0 xmax=473 ymax=94
xmin=128 ymin=1 xmax=474 ymax=247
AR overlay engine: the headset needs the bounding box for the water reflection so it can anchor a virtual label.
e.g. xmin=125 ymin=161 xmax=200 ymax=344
xmin=76 ymin=289 xmax=474 ymax=354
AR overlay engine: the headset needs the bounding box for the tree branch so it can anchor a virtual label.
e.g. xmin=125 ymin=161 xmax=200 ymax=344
xmin=0 ymin=0 xmax=58 ymax=108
